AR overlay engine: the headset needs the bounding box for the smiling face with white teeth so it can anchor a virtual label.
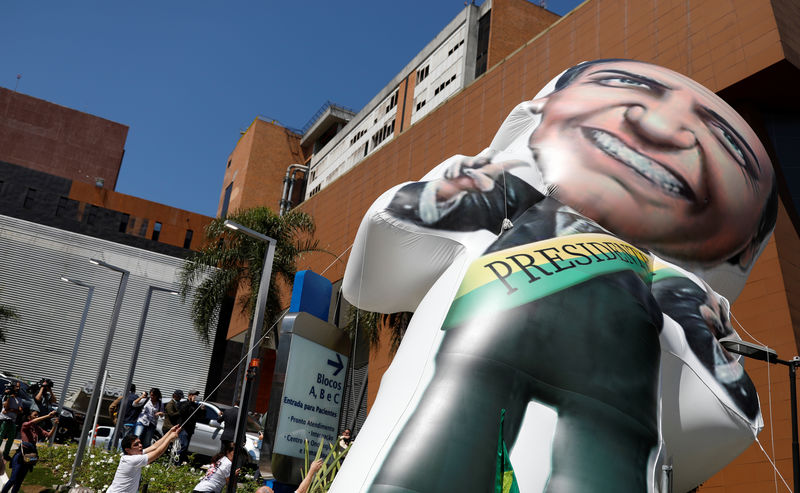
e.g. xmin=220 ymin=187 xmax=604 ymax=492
xmin=529 ymin=61 xmax=774 ymax=263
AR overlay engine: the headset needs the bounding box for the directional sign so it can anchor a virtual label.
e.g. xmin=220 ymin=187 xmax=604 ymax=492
xmin=273 ymin=335 xmax=349 ymax=458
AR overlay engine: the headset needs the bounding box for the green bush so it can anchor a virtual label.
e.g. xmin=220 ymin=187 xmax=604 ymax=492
xmin=37 ymin=444 xmax=261 ymax=493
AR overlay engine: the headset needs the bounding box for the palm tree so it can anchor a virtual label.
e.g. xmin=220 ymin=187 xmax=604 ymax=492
xmin=345 ymin=308 xmax=411 ymax=355
xmin=179 ymin=207 xmax=318 ymax=344
xmin=0 ymin=290 xmax=20 ymax=343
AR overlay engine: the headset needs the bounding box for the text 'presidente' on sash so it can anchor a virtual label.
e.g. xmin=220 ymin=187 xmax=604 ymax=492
xmin=442 ymin=233 xmax=653 ymax=329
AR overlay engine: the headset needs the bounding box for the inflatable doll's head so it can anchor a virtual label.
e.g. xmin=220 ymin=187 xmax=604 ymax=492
xmin=521 ymin=60 xmax=777 ymax=284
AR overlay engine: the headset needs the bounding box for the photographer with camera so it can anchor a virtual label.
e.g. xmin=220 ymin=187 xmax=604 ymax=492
xmin=33 ymin=378 xmax=57 ymax=415
xmin=0 ymin=382 xmax=23 ymax=461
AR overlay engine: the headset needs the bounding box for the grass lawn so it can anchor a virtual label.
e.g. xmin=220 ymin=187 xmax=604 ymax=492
xmin=2 ymin=463 xmax=59 ymax=493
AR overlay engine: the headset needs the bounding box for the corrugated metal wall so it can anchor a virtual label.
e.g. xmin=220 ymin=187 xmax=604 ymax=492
xmin=0 ymin=214 xmax=215 ymax=402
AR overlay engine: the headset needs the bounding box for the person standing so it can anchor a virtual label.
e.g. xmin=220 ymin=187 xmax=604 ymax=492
xmin=178 ymin=390 xmax=203 ymax=463
xmin=337 ymin=429 xmax=351 ymax=452
xmin=163 ymin=390 xmax=183 ymax=434
xmin=0 ymin=382 xmax=23 ymax=461
xmin=218 ymin=401 xmax=239 ymax=453
xmin=133 ymin=388 xmax=164 ymax=447
xmin=0 ymin=409 xmax=58 ymax=493
xmin=106 ymin=426 xmax=180 ymax=493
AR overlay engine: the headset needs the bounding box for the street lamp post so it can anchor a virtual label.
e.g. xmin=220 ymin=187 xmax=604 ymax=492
xmin=68 ymin=258 xmax=129 ymax=487
xmin=223 ymin=220 xmax=276 ymax=493
xmin=111 ymin=285 xmax=179 ymax=448
xmin=720 ymin=336 xmax=800 ymax=493
xmin=52 ymin=277 xmax=95 ymax=446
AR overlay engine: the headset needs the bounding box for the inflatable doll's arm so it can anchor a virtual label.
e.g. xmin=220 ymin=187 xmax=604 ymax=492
xmin=654 ymin=270 xmax=762 ymax=491
xmin=342 ymin=153 xmax=539 ymax=313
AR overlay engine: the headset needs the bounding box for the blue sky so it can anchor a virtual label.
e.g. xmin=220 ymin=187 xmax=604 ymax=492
xmin=2 ymin=1 xmax=582 ymax=217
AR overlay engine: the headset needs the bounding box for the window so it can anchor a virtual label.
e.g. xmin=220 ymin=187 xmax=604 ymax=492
xmin=416 ymin=100 xmax=426 ymax=111
xmin=55 ymin=196 xmax=69 ymax=217
xmin=475 ymin=11 xmax=491 ymax=78
xmin=385 ymin=91 xmax=398 ymax=112
xmin=371 ymin=120 xmax=396 ymax=148
xmin=350 ymin=129 xmax=367 ymax=145
xmin=138 ymin=218 xmax=149 ymax=236
xmin=183 ymin=229 xmax=193 ymax=249
xmin=119 ymin=213 xmax=130 ymax=233
xmin=152 ymin=222 xmax=162 ymax=241
xmin=23 ymin=188 xmax=36 ymax=209
xmin=417 ymin=65 xmax=429 ymax=83
xmin=86 ymin=205 xmax=98 ymax=225
xmin=221 ymin=183 xmax=233 ymax=218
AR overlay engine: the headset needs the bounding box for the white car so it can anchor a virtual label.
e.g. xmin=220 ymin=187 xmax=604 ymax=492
xmin=88 ymin=425 xmax=114 ymax=449
xmin=157 ymin=401 xmax=261 ymax=463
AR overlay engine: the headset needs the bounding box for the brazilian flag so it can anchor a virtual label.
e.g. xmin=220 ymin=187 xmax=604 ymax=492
xmin=495 ymin=409 xmax=520 ymax=493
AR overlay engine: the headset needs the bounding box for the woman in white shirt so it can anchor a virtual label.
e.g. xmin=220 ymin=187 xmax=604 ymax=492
xmin=132 ymin=388 xmax=164 ymax=447
xmin=192 ymin=442 xmax=237 ymax=493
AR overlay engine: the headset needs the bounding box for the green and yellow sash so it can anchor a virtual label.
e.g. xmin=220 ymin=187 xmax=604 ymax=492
xmin=442 ymin=233 xmax=653 ymax=329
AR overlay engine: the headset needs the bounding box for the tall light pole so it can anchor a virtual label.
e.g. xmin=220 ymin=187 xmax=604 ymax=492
xmin=52 ymin=277 xmax=95 ymax=446
xmin=111 ymin=285 xmax=178 ymax=448
xmin=720 ymin=336 xmax=800 ymax=493
xmin=223 ymin=219 xmax=276 ymax=493
xmin=68 ymin=258 xmax=129 ymax=487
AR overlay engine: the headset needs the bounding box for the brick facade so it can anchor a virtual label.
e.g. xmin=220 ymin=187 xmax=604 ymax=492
xmin=0 ymin=87 xmax=127 ymax=190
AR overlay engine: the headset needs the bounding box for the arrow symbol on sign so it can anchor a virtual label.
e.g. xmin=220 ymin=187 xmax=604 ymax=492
xmin=327 ymin=353 xmax=344 ymax=376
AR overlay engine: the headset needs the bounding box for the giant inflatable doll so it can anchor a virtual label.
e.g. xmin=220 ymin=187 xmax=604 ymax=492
xmin=335 ymin=60 xmax=778 ymax=492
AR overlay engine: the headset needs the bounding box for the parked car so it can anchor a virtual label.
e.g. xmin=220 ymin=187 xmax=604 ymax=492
xmin=156 ymin=401 xmax=261 ymax=463
xmin=88 ymin=425 xmax=114 ymax=449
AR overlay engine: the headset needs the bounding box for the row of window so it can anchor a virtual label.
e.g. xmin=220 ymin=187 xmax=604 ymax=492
xmin=416 ymin=99 xmax=426 ymax=111
xmin=386 ymin=91 xmax=398 ymax=113
xmin=308 ymin=184 xmax=322 ymax=197
xmin=350 ymin=129 xmax=367 ymax=145
xmin=371 ymin=119 xmax=396 ymax=148
xmin=434 ymin=74 xmax=458 ymax=96
xmin=19 ymin=187 xmax=194 ymax=248
xmin=448 ymin=39 xmax=465 ymax=57
xmin=417 ymin=65 xmax=430 ymax=83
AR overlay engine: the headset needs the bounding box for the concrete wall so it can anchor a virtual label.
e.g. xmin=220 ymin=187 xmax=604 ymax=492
xmin=0 ymin=161 xmax=212 ymax=255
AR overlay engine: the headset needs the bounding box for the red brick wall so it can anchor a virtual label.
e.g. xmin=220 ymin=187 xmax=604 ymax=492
xmin=0 ymin=87 xmax=127 ymax=190
xmin=487 ymin=0 xmax=560 ymax=70
xmin=217 ymin=118 xmax=305 ymax=218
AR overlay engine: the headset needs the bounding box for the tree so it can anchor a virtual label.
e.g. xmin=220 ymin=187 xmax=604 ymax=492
xmin=179 ymin=207 xmax=318 ymax=344
xmin=0 ymin=290 xmax=20 ymax=343
xmin=345 ymin=308 xmax=411 ymax=355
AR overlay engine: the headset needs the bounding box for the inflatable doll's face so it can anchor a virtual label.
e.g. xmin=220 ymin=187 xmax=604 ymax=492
xmin=529 ymin=60 xmax=773 ymax=263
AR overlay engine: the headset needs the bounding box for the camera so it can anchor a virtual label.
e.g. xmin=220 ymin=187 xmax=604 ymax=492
xmin=39 ymin=378 xmax=53 ymax=388
xmin=2 ymin=383 xmax=12 ymax=394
